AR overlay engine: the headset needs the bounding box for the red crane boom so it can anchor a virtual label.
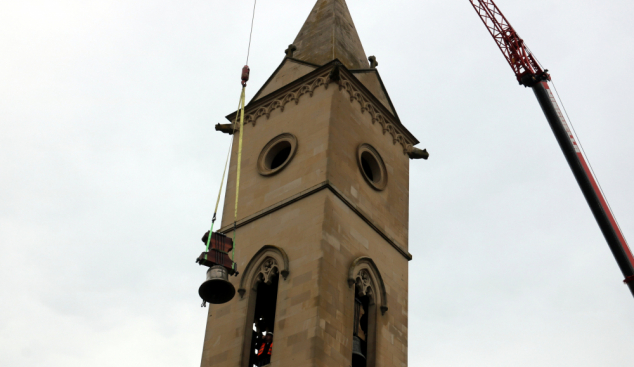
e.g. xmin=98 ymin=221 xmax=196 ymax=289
xmin=469 ymin=0 xmax=546 ymax=85
xmin=468 ymin=0 xmax=634 ymax=298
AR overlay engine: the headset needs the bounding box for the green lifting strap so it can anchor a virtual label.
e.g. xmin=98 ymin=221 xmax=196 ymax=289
xmin=205 ymin=86 xmax=246 ymax=273
xmin=205 ymin=142 xmax=232 ymax=253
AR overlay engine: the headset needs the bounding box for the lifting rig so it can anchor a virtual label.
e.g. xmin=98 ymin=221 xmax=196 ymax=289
xmin=468 ymin=0 xmax=634 ymax=298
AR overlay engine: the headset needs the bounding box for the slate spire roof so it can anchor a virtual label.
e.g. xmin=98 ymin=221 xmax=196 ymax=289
xmin=292 ymin=0 xmax=370 ymax=70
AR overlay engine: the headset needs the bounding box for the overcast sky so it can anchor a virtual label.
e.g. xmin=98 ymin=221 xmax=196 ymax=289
xmin=2 ymin=0 xmax=634 ymax=366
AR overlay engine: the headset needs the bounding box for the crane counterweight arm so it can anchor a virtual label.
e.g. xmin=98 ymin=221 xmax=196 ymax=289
xmin=469 ymin=0 xmax=634 ymax=299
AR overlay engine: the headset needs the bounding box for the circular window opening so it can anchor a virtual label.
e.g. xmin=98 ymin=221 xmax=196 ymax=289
xmin=268 ymin=141 xmax=292 ymax=170
xmin=357 ymin=144 xmax=387 ymax=191
xmin=258 ymin=133 xmax=298 ymax=176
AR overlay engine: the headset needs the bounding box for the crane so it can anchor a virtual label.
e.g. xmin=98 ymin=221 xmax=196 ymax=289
xmin=468 ymin=0 xmax=634 ymax=299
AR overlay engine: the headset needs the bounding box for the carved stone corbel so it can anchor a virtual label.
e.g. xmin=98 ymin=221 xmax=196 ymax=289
xmin=215 ymin=123 xmax=238 ymax=135
xmin=406 ymin=145 xmax=429 ymax=160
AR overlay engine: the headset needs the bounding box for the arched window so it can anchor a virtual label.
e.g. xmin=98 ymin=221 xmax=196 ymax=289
xmin=239 ymin=246 xmax=289 ymax=367
xmin=353 ymin=283 xmax=370 ymax=367
xmin=348 ymin=257 xmax=388 ymax=367
xmin=249 ymin=270 xmax=278 ymax=367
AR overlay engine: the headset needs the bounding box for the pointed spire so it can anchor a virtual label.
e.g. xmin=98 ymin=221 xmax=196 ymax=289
xmin=292 ymin=0 xmax=370 ymax=69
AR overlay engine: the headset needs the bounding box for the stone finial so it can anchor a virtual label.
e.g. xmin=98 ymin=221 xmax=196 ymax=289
xmin=285 ymin=44 xmax=297 ymax=58
xmin=368 ymin=55 xmax=378 ymax=69
xmin=329 ymin=62 xmax=342 ymax=83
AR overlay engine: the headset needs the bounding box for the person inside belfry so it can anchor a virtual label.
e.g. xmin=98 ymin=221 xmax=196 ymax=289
xmin=257 ymin=331 xmax=273 ymax=366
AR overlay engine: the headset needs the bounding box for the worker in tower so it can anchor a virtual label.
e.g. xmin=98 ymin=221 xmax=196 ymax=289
xmin=257 ymin=332 xmax=273 ymax=366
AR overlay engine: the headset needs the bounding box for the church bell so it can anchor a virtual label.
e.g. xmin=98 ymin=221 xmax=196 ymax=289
xmin=199 ymin=265 xmax=236 ymax=304
xmin=352 ymin=297 xmax=366 ymax=365
xmin=196 ymin=231 xmax=237 ymax=304
xmin=352 ymin=335 xmax=366 ymax=365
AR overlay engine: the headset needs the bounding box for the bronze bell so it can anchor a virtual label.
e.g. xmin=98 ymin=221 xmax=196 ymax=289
xmin=352 ymin=335 xmax=366 ymax=366
xmin=199 ymin=265 xmax=236 ymax=304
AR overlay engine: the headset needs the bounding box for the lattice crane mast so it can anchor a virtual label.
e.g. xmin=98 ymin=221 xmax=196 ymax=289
xmin=468 ymin=0 xmax=634 ymax=299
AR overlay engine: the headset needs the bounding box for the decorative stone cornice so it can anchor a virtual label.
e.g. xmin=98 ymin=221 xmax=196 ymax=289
xmin=336 ymin=76 xmax=411 ymax=153
xmin=227 ymin=62 xmax=418 ymax=155
xmin=244 ymin=72 xmax=331 ymax=126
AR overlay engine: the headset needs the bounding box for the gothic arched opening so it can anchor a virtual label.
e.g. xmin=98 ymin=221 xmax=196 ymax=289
xmin=247 ymin=273 xmax=279 ymax=367
xmin=352 ymin=285 xmax=370 ymax=367
xmin=238 ymin=247 xmax=289 ymax=367
xmin=348 ymin=258 xmax=387 ymax=367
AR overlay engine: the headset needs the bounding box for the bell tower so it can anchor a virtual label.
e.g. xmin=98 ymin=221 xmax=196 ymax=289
xmin=200 ymin=1 xmax=425 ymax=366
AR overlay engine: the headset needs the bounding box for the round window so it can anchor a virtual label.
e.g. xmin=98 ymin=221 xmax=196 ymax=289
xmin=357 ymin=144 xmax=387 ymax=191
xmin=257 ymin=133 xmax=298 ymax=176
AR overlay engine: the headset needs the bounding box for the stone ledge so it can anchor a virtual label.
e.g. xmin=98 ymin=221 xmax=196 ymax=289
xmin=218 ymin=180 xmax=413 ymax=261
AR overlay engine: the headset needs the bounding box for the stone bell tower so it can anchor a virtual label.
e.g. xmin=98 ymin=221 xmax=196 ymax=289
xmin=201 ymin=1 xmax=425 ymax=366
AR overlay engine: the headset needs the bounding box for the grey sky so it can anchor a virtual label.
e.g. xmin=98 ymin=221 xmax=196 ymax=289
xmin=1 ymin=0 xmax=633 ymax=366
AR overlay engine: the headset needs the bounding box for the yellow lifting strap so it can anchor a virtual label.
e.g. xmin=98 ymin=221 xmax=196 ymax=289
xmin=234 ymin=86 xmax=246 ymax=221
xmin=204 ymin=141 xmax=231 ymax=254
xmin=204 ymin=92 xmax=241 ymax=253
xmin=231 ymin=86 xmax=247 ymax=268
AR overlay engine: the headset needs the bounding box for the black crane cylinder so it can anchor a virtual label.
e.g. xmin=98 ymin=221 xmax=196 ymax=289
xmin=532 ymin=81 xmax=634 ymax=298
